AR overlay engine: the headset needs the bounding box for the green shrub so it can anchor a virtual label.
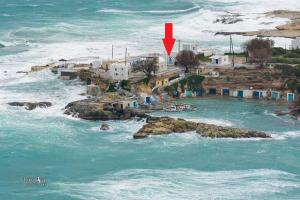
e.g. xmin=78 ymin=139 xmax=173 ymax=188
xmin=120 ymin=80 xmax=130 ymax=91
xmin=296 ymin=65 xmax=300 ymax=77
xmin=186 ymin=75 xmax=205 ymax=92
xmin=272 ymin=47 xmax=286 ymax=57
xmin=141 ymin=77 xmax=150 ymax=85
xmin=287 ymin=79 xmax=300 ymax=92
xmin=106 ymin=83 xmax=116 ymax=92
xmin=271 ymin=57 xmax=300 ymax=64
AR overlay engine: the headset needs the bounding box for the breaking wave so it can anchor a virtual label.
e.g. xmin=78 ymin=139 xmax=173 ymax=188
xmin=96 ymin=5 xmax=201 ymax=15
xmin=51 ymin=168 xmax=300 ymax=200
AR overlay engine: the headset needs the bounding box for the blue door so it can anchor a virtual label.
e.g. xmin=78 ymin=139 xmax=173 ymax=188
xmin=237 ymin=90 xmax=243 ymax=98
xmin=288 ymin=93 xmax=294 ymax=102
xmin=186 ymin=91 xmax=193 ymax=97
xmin=196 ymin=89 xmax=203 ymax=96
xmin=145 ymin=97 xmax=151 ymax=104
xmin=209 ymin=88 xmax=216 ymax=95
xmin=253 ymin=91 xmax=260 ymax=99
xmin=223 ymin=89 xmax=229 ymax=96
xmin=272 ymin=92 xmax=279 ymax=100
xmin=173 ymin=91 xmax=179 ymax=97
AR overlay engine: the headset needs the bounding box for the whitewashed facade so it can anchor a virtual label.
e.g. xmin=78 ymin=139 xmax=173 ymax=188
xmin=109 ymin=62 xmax=130 ymax=80
xmin=291 ymin=37 xmax=300 ymax=49
xmin=210 ymin=55 xmax=230 ymax=65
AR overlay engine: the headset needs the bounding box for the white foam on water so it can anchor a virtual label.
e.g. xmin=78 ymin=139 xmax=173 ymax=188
xmin=271 ymin=130 xmax=300 ymax=140
xmin=51 ymin=168 xmax=299 ymax=200
xmin=0 ymin=41 xmax=143 ymax=81
xmin=184 ymin=117 xmax=234 ymax=127
xmin=96 ymin=5 xmax=201 ymax=14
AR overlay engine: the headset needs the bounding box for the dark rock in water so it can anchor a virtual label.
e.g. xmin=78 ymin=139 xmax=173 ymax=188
xmin=100 ymin=123 xmax=110 ymax=131
xmin=134 ymin=117 xmax=197 ymax=139
xmin=133 ymin=117 xmax=271 ymax=139
xmin=274 ymin=107 xmax=300 ymax=118
xmin=196 ymin=123 xmax=271 ymax=138
xmin=16 ymin=71 xmax=29 ymax=74
xmin=214 ymin=15 xmax=243 ymax=24
xmin=274 ymin=110 xmax=290 ymax=116
xmin=64 ymin=98 xmax=148 ymax=120
xmin=8 ymin=102 xmax=52 ymax=110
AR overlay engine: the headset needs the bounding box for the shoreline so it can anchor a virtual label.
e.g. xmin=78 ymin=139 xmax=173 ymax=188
xmin=216 ymin=10 xmax=300 ymax=39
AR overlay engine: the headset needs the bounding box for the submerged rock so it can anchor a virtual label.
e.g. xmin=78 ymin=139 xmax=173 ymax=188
xmin=100 ymin=123 xmax=110 ymax=131
xmin=133 ymin=117 xmax=271 ymax=139
xmin=8 ymin=102 xmax=52 ymax=110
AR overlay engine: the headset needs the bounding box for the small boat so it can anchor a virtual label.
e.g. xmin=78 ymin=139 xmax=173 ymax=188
xmin=164 ymin=103 xmax=195 ymax=112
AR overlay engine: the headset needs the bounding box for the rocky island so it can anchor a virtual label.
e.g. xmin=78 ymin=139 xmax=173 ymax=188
xmin=133 ymin=117 xmax=271 ymax=139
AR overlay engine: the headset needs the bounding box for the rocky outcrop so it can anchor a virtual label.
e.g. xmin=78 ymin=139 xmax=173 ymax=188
xmin=216 ymin=10 xmax=300 ymax=38
xmin=133 ymin=117 xmax=271 ymax=139
xmin=100 ymin=123 xmax=110 ymax=131
xmin=134 ymin=117 xmax=197 ymax=139
xmin=64 ymin=98 xmax=148 ymax=120
xmin=196 ymin=123 xmax=270 ymax=138
xmin=214 ymin=15 xmax=243 ymax=24
xmin=8 ymin=102 xmax=52 ymax=110
xmin=274 ymin=107 xmax=300 ymax=118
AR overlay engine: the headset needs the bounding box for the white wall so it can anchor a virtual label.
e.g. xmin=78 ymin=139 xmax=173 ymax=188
xmin=291 ymin=37 xmax=300 ymax=49
xmin=109 ymin=63 xmax=130 ymax=80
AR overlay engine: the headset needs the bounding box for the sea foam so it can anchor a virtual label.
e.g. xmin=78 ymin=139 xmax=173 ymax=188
xmin=51 ymin=168 xmax=300 ymax=200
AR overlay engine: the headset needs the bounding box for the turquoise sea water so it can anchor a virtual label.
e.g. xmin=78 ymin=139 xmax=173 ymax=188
xmin=1 ymin=0 xmax=300 ymax=199
xmin=1 ymin=74 xmax=300 ymax=199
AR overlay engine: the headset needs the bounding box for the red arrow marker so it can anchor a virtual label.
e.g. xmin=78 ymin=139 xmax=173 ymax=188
xmin=162 ymin=23 xmax=176 ymax=56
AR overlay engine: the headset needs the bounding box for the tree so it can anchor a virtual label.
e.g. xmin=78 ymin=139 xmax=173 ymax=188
xmin=176 ymin=50 xmax=199 ymax=73
xmin=131 ymin=57 xmax=158 ymax=78
xmin=244 ymin=38 xmax=274 ymax=66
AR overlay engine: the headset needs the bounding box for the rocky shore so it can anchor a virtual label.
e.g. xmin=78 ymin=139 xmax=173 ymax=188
xmin=8 ymin=102 xmax=52 ymax=110
xmin=133 ymin=117 xmax=271 ymax=139
xmin=216 ymin=10 xmax=300 ymax=38
xmin=64 ymin=98 xmax=148 ymax=120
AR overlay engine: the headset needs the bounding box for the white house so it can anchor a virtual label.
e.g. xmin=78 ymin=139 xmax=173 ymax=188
xmin=291 ymin=37 xmax=300 ymax=50
xmin=97 ymin=59 xmax=131 ymax=81
xmin=210 ymin=55 xmax=230 ymax=65
xmin=182 ymin=44 xmax=199 ymax=52
xmin=198 ymin=48 xmax=214 ymax=57
xmin=91 ymin=60 xmax=101 ymax=69
xmin=109 ymin=62 xmax=131 ymax=80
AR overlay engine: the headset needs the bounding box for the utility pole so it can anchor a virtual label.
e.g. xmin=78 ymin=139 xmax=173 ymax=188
xmin=112 ymin=44 xmax=114 ymax=60
xmin=178 ymin=40 xmax=181 ymax=52
xmin=125 ymin=48 xmax=127 ymax=65
xmin=230 ymin=35 xmax=235 ymax=67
